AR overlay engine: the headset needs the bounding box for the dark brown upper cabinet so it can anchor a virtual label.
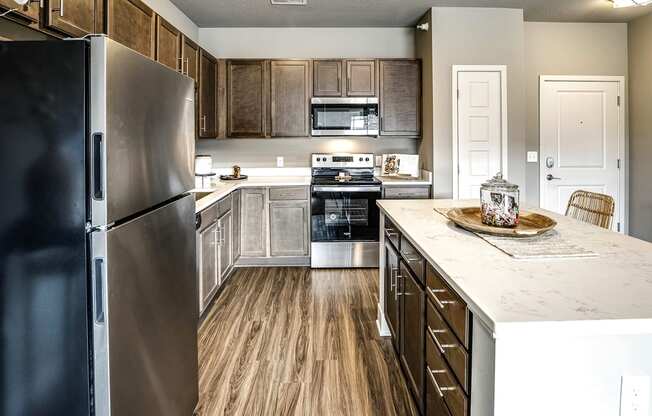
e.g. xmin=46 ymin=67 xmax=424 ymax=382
xmin=106 ymin=0 xmax=155 ymax=59
xmin=155 ymin=15 xmax=181 ymax=72
xmin=345 ymin=59 xmax=376 ymax=97
xmin=227 ymin=60 xmax=268 ymax=138
xmin=379 ymin=59 xmax=421 ymax=137
xmin=181 ymin=35 xmax=199 ymax=83
xmin=0 ymin=0 xmax=40 ymax=25
xmin=45 ymin=0 xmax=96 ymax=37
xmin=270 ymin=60 xmax=310 ymax=137
xmin=198 ymin=49 xmax=217 ymax=138
xmin=313 ymin=59 xmax=342 ymax=97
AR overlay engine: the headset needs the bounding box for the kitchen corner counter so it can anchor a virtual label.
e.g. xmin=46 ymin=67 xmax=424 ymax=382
xmin=378 ymin=199 xmax=652 ymax=338
xmin=375 ymin=175 xmax=432 ymax=186
xmin=193 ymin=176 xmax=311 ymax=213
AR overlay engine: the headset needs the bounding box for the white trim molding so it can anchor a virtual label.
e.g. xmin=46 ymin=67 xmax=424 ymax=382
xmin=452 ymin=65 xmax=509 ymax=200
xmin=538 ymin=75 xmax=627 ymax=234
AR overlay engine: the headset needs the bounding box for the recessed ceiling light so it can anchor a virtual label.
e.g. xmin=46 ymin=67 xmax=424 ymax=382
xmin=270 ymin=0 xmax=307 ymax=5
xmin=611 ymin=0 xmax=652 ymax=8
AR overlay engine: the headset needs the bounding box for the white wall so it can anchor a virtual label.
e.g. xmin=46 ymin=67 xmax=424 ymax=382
xmin=429 ymin=7 xmax=526 ymax=199
xmin=524 ymin=22 xmax=628 ymax=206
xmin=198 ymin=27 xmax=415 ymax=58
xmin=142 ymin=0 xmax=199 ymax=41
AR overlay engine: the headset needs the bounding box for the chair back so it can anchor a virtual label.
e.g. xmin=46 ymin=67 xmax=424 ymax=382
xmin=565 ymin=190 xmax=615 ymax=230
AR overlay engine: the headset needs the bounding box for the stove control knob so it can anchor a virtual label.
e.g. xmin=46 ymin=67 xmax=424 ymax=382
xmin=316 ymin=157 xmax=321 ymax=162
xmin=365 ymin=157 xmax=370 ymax=162
xmin=359 ymin=157 xmax=363 ymax=162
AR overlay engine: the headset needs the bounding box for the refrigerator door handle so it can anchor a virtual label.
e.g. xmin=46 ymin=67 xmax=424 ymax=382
xmin=92 ymin=132 xmax=104 ymax=200
xmin=94 ymin=258 xmax=105 ymax=324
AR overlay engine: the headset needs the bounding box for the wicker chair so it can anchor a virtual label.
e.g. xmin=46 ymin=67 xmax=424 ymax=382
xmin=565 ymin=190 xmax=615 ymax=229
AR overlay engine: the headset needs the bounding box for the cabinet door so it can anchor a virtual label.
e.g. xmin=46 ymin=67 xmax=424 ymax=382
xmin=198 ymin=49 xmax=218 ymax=138
xmin=155 ymin=15 xmax=181 ymax=72
xmin=46 ymin=0 xmax=95 ymax=37
xmin=232 ymin=190 xmax=241 ymax=262
xmin=385 ymin=239 xmax=400 ymax=351
xmin=400 ymin=261 xmax=425 ymax=408
xmin=106 ymin=0 xmax=155 ymax=59
xmin=181 ymin=35 xmax=199 ymax=82
xmin=0 ymin=0 xmax=40 ymax=24
xmin=270 ymin=60 xmax=310 ymax=137
xmin=227 ymin=60 xmax=267 ymax=138
xmin=313 ymin=59 xmax=342 ymax=97
xmin=346 ymin=59 xmax=376 ymax=97
xmin=199 ymin=222 xmax=218 ymax=313
xmin=240 ymin=188 xmax=267 ymax=257
xmin=218 ymin=212 xmax=232 ymax=283
xmin=269 ymin=200 xmax=309 ymax=257
xmin=379 ymin=60 xmax=421 ymax=136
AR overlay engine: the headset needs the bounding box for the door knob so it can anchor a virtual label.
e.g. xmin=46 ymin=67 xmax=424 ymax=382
xmin=546 ymin=174 xmax=562 ymax=181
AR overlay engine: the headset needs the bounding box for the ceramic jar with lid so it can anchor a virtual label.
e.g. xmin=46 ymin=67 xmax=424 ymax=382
xmin=480 ymin=172 xmax=520 ymax=228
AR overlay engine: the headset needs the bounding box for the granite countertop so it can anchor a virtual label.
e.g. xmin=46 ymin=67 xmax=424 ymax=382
xmin=193 ymin=176 xmax=311 ymax=213
xmin=377 ymin=199 xmax=652 ymax=338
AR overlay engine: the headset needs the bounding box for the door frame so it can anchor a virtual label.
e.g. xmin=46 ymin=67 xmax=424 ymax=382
xmin=538 ymin=75 xmax=627 ymax=233
xmin=452 ymin=65 xmax=508 ymax=200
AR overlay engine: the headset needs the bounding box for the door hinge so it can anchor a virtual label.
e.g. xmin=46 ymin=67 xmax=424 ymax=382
xmin=617 ymin=158 xmax=621 ymax=169
xmin=617 ymin=96 xmax=621 ymax=107
xmin=617 ymin=222 xmax=621 ymax=232
xmin=456 ymin=89 xmax=460 ymax=99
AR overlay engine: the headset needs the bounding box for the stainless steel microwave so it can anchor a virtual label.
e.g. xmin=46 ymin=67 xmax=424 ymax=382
xmin=310 ymin=97 xmax=379 ymax=137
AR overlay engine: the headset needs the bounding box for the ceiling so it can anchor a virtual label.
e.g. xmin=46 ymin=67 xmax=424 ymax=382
xmin=170 ymin=0 xmax=652 ymax=27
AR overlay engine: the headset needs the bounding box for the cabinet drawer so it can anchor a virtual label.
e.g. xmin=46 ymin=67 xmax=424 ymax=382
xmin=426 ymin=332 xmax=469 ymax=416
xmin=217 ymin=194 xmax=232 ymax=217
xmin=383 ymin=186 xmax=430 ymax=199
xmin=400 ymin=236 xmax=424 ymax=285
xmin=269 ymin=186 xmax=309 ymax=201
xmin=426 ymin=299 xmax=469 ymax=393
xmin=426 ymin=264 xmax=470 ymax=349
xmin=199 ymin=204 xmax=218 ymax=230
xmin=384 ymin=217 xmax=400 ymax=249
xmin=425 ymin=362 xmax=453 ymax=416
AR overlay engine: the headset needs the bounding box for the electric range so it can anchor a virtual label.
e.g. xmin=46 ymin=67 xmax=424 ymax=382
xmin=310 ymin=154 xmax=381 ymax=268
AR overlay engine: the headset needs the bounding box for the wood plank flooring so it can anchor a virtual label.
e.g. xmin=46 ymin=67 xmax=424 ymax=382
xmin=196 ymin=267 xmax=418 ymax=416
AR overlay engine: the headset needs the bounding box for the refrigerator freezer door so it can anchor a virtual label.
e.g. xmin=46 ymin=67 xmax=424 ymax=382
xmin=90 ymin=37 xmax=196 ymax=227
xmin=91 ymin=194 xmax=198 ymax=416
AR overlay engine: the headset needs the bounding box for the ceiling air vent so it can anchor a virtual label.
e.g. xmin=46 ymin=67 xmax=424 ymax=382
xmin=270 ymin=0 xmax=307 ymax=5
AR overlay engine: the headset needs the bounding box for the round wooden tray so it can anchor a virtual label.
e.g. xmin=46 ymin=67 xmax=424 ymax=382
xmin=219 ymin=174 xmax=248 ymax=181
xmin=446 ymin=207 xmax=557 ymax=238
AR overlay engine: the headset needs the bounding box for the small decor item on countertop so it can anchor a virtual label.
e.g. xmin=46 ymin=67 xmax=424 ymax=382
xmin=219 ymin=165 xmax=248 ymax=181
xmin=383 ymin=155 xmax=400 ymax=176
xmin=480 ymin=172 xmax=520 ymax=228
xmin=381 ymin=154 xmax=420 ymax=177
xmin=195 ymin=155 xmax=213 ymax=175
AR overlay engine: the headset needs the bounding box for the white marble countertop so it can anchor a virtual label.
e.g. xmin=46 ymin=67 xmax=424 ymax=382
xmin=193 ymin=176 xmax=311 ymax=213
xmin=378 ymin=199 xmax=652 ymax=338
xmin=375 ymin=175 xmax=432 ymax=186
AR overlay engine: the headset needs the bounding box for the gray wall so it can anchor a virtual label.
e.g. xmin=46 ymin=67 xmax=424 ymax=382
xmin=196 ymin=138 xmax=418 ymax=168
xmin=524 ymin=22 xmax=628 ymax=206
xmin=628 ymin=14 xmax=652 ymax=242
xmin=143 ymin=0 xmax=199 ymax=41
xmin=416 ymin=10 xmax=434 ymax=174
xmin=430 ymin=7 xmax=526 ymax=199
xmin=196 ymin=27 xmax=419 ymax=168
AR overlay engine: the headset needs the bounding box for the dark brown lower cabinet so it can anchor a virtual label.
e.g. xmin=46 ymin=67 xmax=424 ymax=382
xmin=385 ymin=239 xmax=400 ymax=352
xmin=399 ymin=260 xmax=425 ymax=412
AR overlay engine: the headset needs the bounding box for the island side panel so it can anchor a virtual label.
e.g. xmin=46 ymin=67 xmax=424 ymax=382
xmin=377 ymin=212 xmax=391 ymax=336
xmin=494 ymin=332 xmax=652 ymax=416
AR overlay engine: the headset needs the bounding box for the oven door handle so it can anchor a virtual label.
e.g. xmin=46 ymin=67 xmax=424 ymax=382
xmin=312 ymin=186 xmax=381 ymax=193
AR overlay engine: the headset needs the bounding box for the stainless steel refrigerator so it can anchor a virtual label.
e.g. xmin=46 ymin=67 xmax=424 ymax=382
xmin=0 ymin=37 xmax=198 ymax=416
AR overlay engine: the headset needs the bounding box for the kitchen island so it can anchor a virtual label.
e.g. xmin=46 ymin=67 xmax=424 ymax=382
xmin=377 ymin=199 xmax=652 ymax=416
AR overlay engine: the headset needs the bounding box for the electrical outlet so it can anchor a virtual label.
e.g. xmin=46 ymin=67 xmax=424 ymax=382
xmin=276 ymin=156 xmax=284 ymax=168
xmin=527 ymin=151 xmax=538 ymax=163
xmin=621 ymin=376 xmax=650 ymax=416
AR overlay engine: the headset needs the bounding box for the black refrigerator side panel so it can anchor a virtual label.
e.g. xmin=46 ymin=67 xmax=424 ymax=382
xmin=0 ymin=41 xmax=91 ymax=416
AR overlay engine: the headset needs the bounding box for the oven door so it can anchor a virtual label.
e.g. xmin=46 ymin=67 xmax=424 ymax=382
xmin=311 ymin=185 xmax=381 ymax=242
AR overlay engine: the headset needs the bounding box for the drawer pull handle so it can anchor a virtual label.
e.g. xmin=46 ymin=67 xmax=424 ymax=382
xmin=426 ymin=365 xmax=457 ymax=397
xmin=395 ymin=274 xmax=402 ymax=300
xmin=428 ymin=326 xmax=457 ymax=354
xmin=402 ymin=253 xmax=421 ymax=262
xmin=390 ymin=267 xmax=398 ymax=290
xmin=428 ymin=287 xmax=456 ymax=309
xmin=385 ymin=229 xmax=399 ymax=237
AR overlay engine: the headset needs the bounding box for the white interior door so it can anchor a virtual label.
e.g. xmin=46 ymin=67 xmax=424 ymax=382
xmin=540 ymin=77 xmax=624 ymax=231
xmin=455 ymin=69 xmax=505 ymax=199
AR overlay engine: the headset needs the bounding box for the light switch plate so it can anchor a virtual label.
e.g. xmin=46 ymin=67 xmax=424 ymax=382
xmin=276 ymin=156 xmax=284 ymax=168
xmin=527 ymin=151 xmax=538 ymax=163
xmin=621 ymin=376 xmax=650 ymax=416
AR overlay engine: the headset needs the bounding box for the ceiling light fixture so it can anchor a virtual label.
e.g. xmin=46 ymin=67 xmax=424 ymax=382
xmin=610 ymin=0 xmax=652 ymax=8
